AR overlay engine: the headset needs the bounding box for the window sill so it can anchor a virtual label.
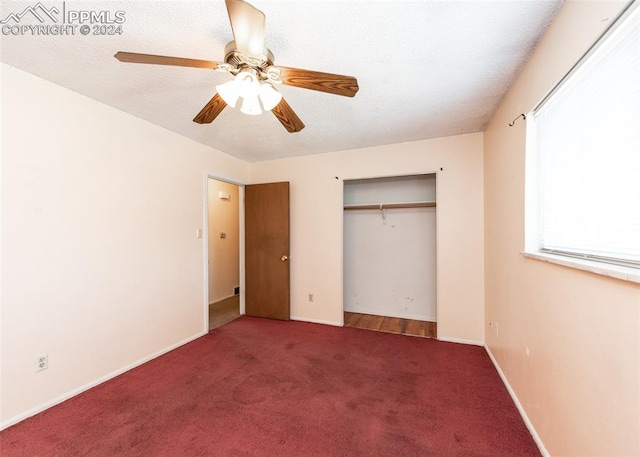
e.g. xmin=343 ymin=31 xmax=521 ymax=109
xmin=521 ymin=251 xmax=640 ymax=284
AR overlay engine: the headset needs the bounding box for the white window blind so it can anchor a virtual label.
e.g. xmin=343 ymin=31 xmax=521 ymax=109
xmin=531 ymin=1 xmax=640 ymax=268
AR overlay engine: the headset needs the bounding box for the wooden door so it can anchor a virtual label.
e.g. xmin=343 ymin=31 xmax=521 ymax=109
xmin=244 ymin=182 xmax=290 ymax=320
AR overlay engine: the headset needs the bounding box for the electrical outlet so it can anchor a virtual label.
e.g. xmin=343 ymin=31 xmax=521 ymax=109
xmin=308 ymin=293 xmax=314 ymax=302
xmin=35 ymin=353 xmax=48 ymax=372
xmin=525 ymin=346 xmax=530 ymax=357
xmin=495 ymin=322 xmax=499 ymax=339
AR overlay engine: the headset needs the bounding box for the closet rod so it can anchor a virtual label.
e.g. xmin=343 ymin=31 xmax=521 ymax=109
xmin=344 ymin=201 xmax=436 ymax=211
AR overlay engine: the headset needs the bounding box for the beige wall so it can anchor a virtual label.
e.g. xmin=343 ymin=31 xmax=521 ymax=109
xmin=0 ymin=65 xmax=249 ymax=425
xmin=251 ymin=133 xmax=484 ymax=343
xmin=483 ymin=1 xmax=640 ymax=456
xmin=207 ymin=179 xmax=240 ymax=303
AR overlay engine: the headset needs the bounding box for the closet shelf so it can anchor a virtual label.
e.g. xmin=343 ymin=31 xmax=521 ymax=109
xmin=344 ymin=201 xmax=436 ymax=211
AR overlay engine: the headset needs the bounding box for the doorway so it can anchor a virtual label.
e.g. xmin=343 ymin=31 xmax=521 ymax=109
xmin=207 ymin=178 xmax=241 ymax=330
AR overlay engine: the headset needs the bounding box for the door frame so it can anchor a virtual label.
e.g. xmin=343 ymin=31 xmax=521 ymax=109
xmin=203 ymin=172 xmax=247 ymax=333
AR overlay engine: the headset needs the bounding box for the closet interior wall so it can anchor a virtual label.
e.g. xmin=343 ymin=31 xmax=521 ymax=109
xmin=343 ymin=174 xmax=437 ymax=322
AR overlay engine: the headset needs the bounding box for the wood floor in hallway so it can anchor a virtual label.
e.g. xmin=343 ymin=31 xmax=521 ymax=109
xmin=209 ymin=295 xmax=241 ymax=331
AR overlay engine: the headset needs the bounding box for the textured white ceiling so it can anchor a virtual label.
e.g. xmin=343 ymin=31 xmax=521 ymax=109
xmin=0 ymin=0 xmax=562 ymax=162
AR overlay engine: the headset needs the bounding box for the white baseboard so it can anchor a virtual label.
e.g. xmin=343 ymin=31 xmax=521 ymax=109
xmin=290 ymin=315 xmax=343 ymax=327
xmin=437 ymin=336 xmax=484 ymax=346
xmin=1 ymin=331 xmax=207 ymax=431
xmin=484 ymin=345 xmax=549 ymax=457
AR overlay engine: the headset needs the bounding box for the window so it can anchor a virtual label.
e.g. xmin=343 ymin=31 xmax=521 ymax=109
xmin=526 ymin=1 xmax=640 ymax=277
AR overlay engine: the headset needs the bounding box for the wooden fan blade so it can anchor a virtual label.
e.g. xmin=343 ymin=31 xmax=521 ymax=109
xmin=225 ymin=0 xmax=266 ymax=59
xmin=193 ymin=94 xmax=227 ymax=124
xmin=271 ymin=98 xmax=305 ymax=133
xmin=276 ymin=67 xmax=359 ymax=97
xmin=115 ymin=52 xmax=221 ymax=70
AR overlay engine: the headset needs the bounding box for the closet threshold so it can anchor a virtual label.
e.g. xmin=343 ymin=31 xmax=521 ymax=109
xmin=344 ymin=201 xmax=436 ymax=210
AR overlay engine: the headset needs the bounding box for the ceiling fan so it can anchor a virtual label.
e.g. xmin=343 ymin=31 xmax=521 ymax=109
xmin=114 ymin=0 xmax=359 ymax=133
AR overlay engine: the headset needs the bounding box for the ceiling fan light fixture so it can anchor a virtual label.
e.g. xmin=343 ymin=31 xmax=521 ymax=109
xmin=217 ymin=69 xmax=268 ymax=115
xmin=258 ymin=82 xmax=282 ymax=111
xmin=238 ymin=70 xmax=262 ymax=115
xmin=217 ymin=69 xmax=281 ymax=115
xmin=215 ymin=78 xmax=242 ymax=108
xmin=216 ymin=69 xmax=258 ymax=108
xmin=240 ymin=94 xmax=262 ymax=116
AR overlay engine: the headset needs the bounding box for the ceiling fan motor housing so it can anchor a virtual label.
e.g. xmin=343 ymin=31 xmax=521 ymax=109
xmin=223 ymin=41 xmax=275 ymax=77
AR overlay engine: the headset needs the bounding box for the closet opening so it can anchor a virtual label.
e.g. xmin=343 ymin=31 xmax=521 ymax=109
xmin=343 ymin=174 xmax=437 ymax=338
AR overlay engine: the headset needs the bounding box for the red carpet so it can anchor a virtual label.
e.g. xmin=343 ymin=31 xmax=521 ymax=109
xmin=1 ymin=317 xmax=540 ymax=456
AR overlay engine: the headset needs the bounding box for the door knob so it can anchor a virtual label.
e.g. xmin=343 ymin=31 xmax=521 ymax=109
xmin=281 ymin=255 xmax=289 ymax=262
